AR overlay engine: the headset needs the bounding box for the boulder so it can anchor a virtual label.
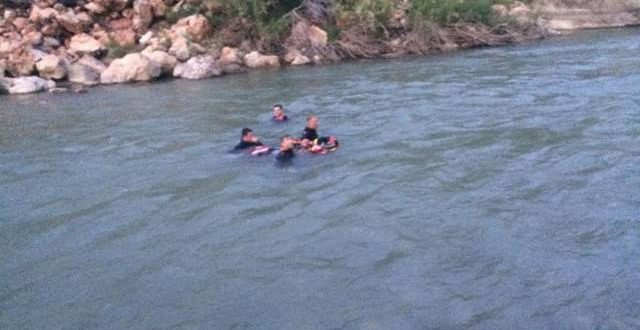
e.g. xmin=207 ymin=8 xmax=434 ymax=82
xmin=29 ymin=6 xmax=57 ymax=24
xmin=284 ymin=49 xmax=310 ymax=65
xmin=109 ymin=28 xmax=136 ymax=47
xmin=243 ymin=51 xmax=280 ymax=69
xmin=173 ymin=55 xmax=221 ymax=79
xmin=218 ymin=46 xmax=242 ymax=65
xmin=55 ymin=10 xmax=92 ymax=34
xmin=0 ymin=37 xmax=21 ymax=55
xmin=36 ymin=54 xmax=67 ymax=80
xmin=170 ymin=14 xmax=210 ymax=42
xmin=68 ymin=62 xmax=100 ymax=85
xmin=219 ymin=63 xmax=245 ymax=74
xmin=12 ymin=17 xmax=30 ymax=31
xmin=142 ymin=50 xmax=176 ymax=75
xmin=0 ymin=76 xmax=56 ymax=94
xmin=77 ymin=54 xmax=106 ymax=73
xmin=7 ymin=47 xmax=36 ymax=76
xmin=100 ymin=52 xmax=161 ymax=84
xmin=308 ymin=25 xmax=328 ymax=48
xmin=84 ymin=2 xmax=107 ymax=14
xmin=133 ymin=0 xmax=153 ymax=32
xmin=68 ymin=33 xmax=105 ymax=54
xmin=22 ymin=31 xmax=43 ymax=46
xmin=168 ymin=35 xmax=190 ymax=61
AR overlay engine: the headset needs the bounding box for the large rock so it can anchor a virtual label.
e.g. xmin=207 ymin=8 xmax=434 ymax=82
xmin=218 ymin=46 xmax=242 ymax=65
xmin=308 ymin=25 xmax=328 ymax=48
xmin=84 ymin=2 xmax=107 ymax=14
xmin=142 ymin=50 xmax=176 ymax=75
xmin=22 ymin=31 xmax=43 ymax=46
xmin=36 ymin=54 xmax=67 ymax=80
xmin=7 ymin=47 xmax=36 ymax=76
xmin=133 ymin=0 xmax=153 ymax=32
xmin=0 ymin=76 xmax=56 ymax=94
xmin=284 ymin=50 xmax=310 ymax=66
xmin=109 ymin=28 xmax=136 ymax=47
xmin=77 ymin=54 xmax=106 ymax=73
xmin=68 ymin=54 xmax=106 ymax=85
xmin=168 ymin=35 xmax=191 ymax=61
xmin=69 ymin=33 xmax=105 ymax=54
xmin=68 ymin=63 xmax=100 ymax=85
xmin=56 ymin=10 xmax=92 ymax=34
xmin=170 ymin=14 xmax=210 ymax=42
xmin=243 ymin=51 xmax=280 ymax=69
xmin=100 ymin=53 xmax=161 ymax=84
xmin=29 ymin=6 xmax=57 ymax=24
xmin=173 ymin=55 xmax=221 ymax=80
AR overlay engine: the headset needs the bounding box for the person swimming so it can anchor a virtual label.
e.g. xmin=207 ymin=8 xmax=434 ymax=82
xmin=276 ymin=135 xmax=296 ymax=162
xmin=300 ymin=115 xmax=339 ymax=153
xmin=233 ymin=128 xmax=272 ymax=155
xmin=272 ymin=104 xmax=288 ymax=122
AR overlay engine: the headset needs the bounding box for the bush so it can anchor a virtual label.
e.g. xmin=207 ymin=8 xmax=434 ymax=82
xmin=410 ymin=0 xmax=514 ymax=25
xmin=333 ymin=0 xmax=394 ymax=31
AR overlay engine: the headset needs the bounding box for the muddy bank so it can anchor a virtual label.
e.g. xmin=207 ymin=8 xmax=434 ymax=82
xmin=0 ymin=0 xmax=638 ymax=95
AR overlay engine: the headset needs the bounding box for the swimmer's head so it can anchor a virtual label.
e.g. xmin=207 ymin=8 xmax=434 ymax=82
xmin=280 ymin=135 xmax=295 ymax=150
xmin=306 ymin=115 xmax=318 ymax=129
xmin=241 ymin=128 xmax=257 ymax=142
xmin=272 ymin=104 xmax=284 ymax=116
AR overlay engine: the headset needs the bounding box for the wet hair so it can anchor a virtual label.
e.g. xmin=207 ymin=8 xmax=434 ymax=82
xmin=241 ymin=128 xmax=253 ymax=137
xmin=307 ymin=115 xmax=317 ymax=122
xmin=272 ymin=104 xmax=284 ymax=111
xmin=280 ymin=134 xmax=291 ymax=143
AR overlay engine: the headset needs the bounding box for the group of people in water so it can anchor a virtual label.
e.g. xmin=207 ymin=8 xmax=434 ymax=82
xmin=232 ymin=104 xmax=339 ymax=163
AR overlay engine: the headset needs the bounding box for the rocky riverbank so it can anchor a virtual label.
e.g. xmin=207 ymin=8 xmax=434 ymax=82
xmin=1 ymin=0 xmax=638 ymax=95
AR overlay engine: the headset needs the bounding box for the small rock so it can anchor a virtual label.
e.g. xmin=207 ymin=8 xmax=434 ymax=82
xmin=243 ymin=51 xmax=280 ymax=69
xmin=48 ymin=87 xmax=69 ymax=93
xmin=139 ymin=31 xmax=154 ymax=45
xmin=173 ymin=55 xmax=221 ymax=80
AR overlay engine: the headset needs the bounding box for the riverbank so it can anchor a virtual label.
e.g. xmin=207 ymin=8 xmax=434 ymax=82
xmin=1 ymin=0 xmax=639 ymax=95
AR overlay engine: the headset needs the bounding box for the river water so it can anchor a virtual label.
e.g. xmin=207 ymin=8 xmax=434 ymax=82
xmin=2 ymin=28 xmax=639 ymax=330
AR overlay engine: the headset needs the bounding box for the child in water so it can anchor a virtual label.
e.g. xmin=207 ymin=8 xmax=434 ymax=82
xmin=272 ymin=104 xmax=288 ymax=122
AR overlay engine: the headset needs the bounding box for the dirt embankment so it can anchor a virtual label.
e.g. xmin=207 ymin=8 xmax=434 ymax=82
xmin=534 ymin=0 xmax=640 ymax=30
